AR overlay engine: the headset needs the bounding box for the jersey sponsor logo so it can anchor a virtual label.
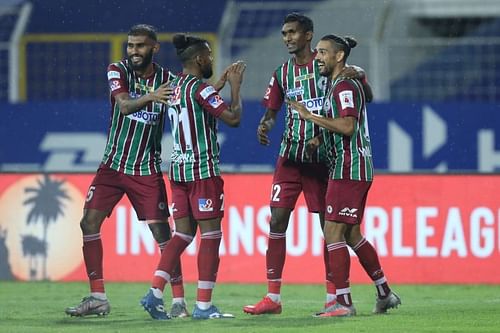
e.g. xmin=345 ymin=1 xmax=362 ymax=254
xmin=126 ymin=110 xmax=161 ymax=125
xmin=198 ymin=198 xmax=214 ymax=212
xmin=339 ymin=90 xmax=354 ymax=110
xmin=200 ymin=86 xmax=216 ymax=99
xmin=171 ymin=151 xmax=195 ymax=163
xmin=338 ymin=207 xmax=358 ymax=218
xmin=290 ymin=97 xmax=323 ymax=115
xmin=323 ymin=99 xmax=331 ymax=113
xmin=208 ymin=94 xmax=224 ymax=108
xmin=107 ymin=70 xmax=121 ymax=80
xmin=286 ymin=87 xmax=304 ymax=98
xmin=358 ymin=146 xmax=372 ymax=156
xmin=295 ymin=73 xmax=315 ymax=82
xmin=109 ymin=80 xmax=121 ymax=91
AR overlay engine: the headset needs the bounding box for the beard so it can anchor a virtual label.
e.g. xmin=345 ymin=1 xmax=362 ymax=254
xmin=128 ymin=49 xmax=154 ymax=71
xmin=202 ymin=65 xmax=213 ymax=79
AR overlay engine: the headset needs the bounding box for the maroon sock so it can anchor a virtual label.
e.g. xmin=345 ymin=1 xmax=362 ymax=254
xmin=158 ymin=239 xmax=184 ymax=298
xmin=328 ymin=241 xmax=352 ymax=306
xmin=323 ymin=240 xmax=335 ymax=295
xmin=169 ymin=262 xmax=184 ymax=299
xmin=266 ymin=232 xmax=286 ymax=293
xmin=153 ymin=233 xmax=192 ymax=291
xmin=352 ymin=238 xmax=391 ymax=298
xmin=83 ymin=233 xmax=104 ymax=293
xmin=197 ymin=231 xmax=222 ymax=303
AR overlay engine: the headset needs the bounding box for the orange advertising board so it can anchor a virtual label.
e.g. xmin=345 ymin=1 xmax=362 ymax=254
xmin=0 ymin=173 xmax=499 ymax=284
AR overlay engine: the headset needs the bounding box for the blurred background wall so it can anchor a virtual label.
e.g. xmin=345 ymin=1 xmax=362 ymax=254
xmin=1 ymin=0 xmax=500 ymax=173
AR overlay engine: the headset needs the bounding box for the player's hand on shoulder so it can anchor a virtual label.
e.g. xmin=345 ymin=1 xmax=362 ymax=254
xmin=340 ymin=65 xmax=365 ymax=80
xmin=150 ymin=82 xmax=174 ymax=104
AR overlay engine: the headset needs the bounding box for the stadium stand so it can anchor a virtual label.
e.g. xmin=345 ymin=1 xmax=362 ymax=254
xmin=219 ymin=0 xmax=500 ymax=102
xmin=390 ymin=18 xmax=500 ymax=102
xmin=2 ymin=0 xmax=500 ymax=103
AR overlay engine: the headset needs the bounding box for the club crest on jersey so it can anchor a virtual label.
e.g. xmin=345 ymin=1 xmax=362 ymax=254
xmin=107 ymin=70 xmax=121 ymax=80
xmin=339 ymin=90 xmax=354 ymax=110
xmin=198 ymin=198 xmax=213 ymax=212
xmin=208 ymin=94 xmax=224 ymax=108
xmin=317 ymin=77 xmax=328 ymax=92
xmin=286 ymin=87 xmax=304 ymax=98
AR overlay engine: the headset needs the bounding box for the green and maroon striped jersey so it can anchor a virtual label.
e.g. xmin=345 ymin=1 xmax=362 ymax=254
xmin=262 ymin=54 xmax=328 ymax=162
xmin=102 ymin=60 xmax=175 ymax=175
xmin=323 ymin=77 xmax=374 ymax=181
xmin=167 ymin=73 xmax=227 ymax=182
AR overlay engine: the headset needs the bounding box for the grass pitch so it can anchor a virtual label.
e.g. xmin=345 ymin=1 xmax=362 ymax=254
xmin=1 ymin=282 xmax=499 ymax=333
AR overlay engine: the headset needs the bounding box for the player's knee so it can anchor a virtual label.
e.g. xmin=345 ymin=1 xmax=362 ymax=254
xmin=79 ymin=216 xmax=100 ymax=234
xmin=269 ymin=217 xmax=288 ymax=233
xmin=148 ymin=222 xmax=171 ymax=243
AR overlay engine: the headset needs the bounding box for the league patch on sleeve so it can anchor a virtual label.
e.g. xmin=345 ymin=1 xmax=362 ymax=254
xmin=264 ymin=77 xmax=275 ymax=100
xmin=107 ymin=70 xmax=121 ymax=80
xmin=264 ymin=87 xmax=271 ymax=100
xmin=200 ymin=86 xmax=216 ymax=99
xmin=208 ymin=94 xmax=224 ymax=108
xmin=339 ymin=90 xmax=354 ymax=110
xmin=109 ymin=80 xmax=121 ymax=91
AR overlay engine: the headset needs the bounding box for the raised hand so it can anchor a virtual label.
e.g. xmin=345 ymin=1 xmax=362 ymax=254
xmin=227 ymin=60 xmax=246 ymax=86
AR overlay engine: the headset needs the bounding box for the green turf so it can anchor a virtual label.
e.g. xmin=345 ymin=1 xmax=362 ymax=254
xmin=0 ymin=282 xmax=499 ymax=332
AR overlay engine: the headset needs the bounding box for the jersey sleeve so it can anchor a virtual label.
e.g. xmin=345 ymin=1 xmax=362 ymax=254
xmin=262 ymin=72 xmax=284 ymax=111
xmin=332 ymin=80 xmax=360 ymax=118
xmin=107 ymin=63 xmax=128 ymax=96
xmin=195 ymin=83 xmax=228 ymax=117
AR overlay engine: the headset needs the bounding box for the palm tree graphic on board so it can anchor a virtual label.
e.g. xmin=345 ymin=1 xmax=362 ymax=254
xmin=22 ymin=174 xmax=70 ymax=280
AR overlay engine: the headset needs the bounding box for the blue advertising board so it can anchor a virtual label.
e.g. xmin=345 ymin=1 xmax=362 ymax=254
xmin=1 ymin=101 xmax=499 ymax=173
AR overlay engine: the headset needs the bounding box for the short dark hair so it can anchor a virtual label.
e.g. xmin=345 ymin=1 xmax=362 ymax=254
xmin=128 ymin=24 xmax=158 ymax=42
xmin=172 ymin=33 xmax=209 ymax=63
xmin=321 ymin=35 xmax=357 ymax=61
xmin=283 ymin=12 xmax=314 ymax=33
